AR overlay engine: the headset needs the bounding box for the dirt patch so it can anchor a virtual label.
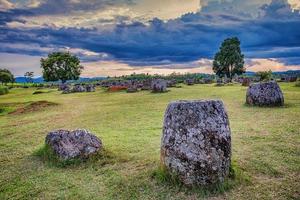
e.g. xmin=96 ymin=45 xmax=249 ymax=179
xmin=108 ymin=86 xmax=128 ymax=92
xmin=9 ymin=101 xmax=59 ymax=115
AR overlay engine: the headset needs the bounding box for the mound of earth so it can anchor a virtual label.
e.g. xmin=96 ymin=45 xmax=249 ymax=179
xmin=10 ymin=101 xmax=58 ymax=115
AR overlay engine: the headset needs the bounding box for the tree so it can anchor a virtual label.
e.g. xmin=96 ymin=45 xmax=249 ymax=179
xmin=255 ymin=70 xmax=272 ymax=81
xmin=213 ymin=37 xmax=245 ymax=80
xmin=24 ymin=71 xmax=34 ymax=83
xmin=0 ymin=69 xmax=14 ymax=85
xmin=41 ymin=52 xmax=83 ymax=83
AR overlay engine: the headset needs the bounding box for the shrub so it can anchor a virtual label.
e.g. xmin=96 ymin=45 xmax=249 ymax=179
xmin=255 ymin=70 xmax=272 ymax=81
xmin=295 ymin=80 xmax=300 ymax=87
xmin=0 ymin=86 xmax=9 ymax=95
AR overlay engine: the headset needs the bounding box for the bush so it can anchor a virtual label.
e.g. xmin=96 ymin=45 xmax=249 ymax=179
xmin=295 ymin=81 xmax=300 ymax=87
xmin=0 ymin=86 xmax=9 ymax=95
xmin=255 ymin=70 xmax=272 ymax=81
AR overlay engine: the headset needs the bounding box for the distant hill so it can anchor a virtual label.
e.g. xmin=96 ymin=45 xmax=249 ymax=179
xmin=15 ymin=77 xmax=44 ymax=83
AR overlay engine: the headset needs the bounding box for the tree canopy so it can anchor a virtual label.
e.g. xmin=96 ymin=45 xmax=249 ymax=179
xmin=213 ymin=37 xmax=245 ymax=80
xmin=0 ymin=68 xmax=14 ymax=84
xmin=24 ymin=71 xmax=34 ymax=83
xmin=41 ymin=52 xmax=83 ymax=83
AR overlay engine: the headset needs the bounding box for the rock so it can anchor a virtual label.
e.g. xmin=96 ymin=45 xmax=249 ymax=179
xmin=203 ymin=78 xmax=213 ymax=84
xmin=246 ymin=81 xmax=284 ymax=106
xmin=285 ymin=76 xmax=297 ymax=82
xmin=141 ymin=80 xmax=152 ymax=90
xmin=58 ymin=83 xmax=69 ymax=91
xmin=72 ymin=85 xmax=86 ymax=93
xmin=45 ymin=129 xmax=102 ymax=160
xmin=216 ymin=78 xmax=225 ymax=86
xmin=62 ymin=85 xmax=71 ymax=94
xmin=86 ymin=84 xmax=95 ymax=92
xmin=161 ymin=100 xmax=231 ymax=186
xmin=166 ymin=79 xmax=177 ymax=87
xmin=127 ymin=86 xmax=138 ymax=93
xmin=185 ymin=79 xmax=194 ymax=86
xmin=242 ymin=78 xmax=250 ymax=86
xmin=151 ymin=79 xmax=167 ymax=93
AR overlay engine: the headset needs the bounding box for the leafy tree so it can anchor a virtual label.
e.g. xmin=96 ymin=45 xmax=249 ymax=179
xmin=255 ymin=70 xmax=272 ymax=81
xmin=0 ymin=68 xmax=14 ymax=85
xmin=41 ymin=52 xmax=83 ymax=83
xmin=24 ymin=71 xmax=34 ymax=83
xmin=213 ymin=37 xmax=245 ymax=80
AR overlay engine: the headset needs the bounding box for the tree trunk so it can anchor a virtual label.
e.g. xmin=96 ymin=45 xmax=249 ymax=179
xmin=229 ymin=65 xmax=233 ymax=82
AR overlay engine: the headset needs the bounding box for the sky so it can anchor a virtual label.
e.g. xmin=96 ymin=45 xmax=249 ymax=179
xmin=0 ymin=0 xmax=300 ymax=77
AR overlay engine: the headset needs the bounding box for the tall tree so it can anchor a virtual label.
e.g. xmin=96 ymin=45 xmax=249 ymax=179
xmin=0 ymin=68 xmax=14 ymax=85
xmin=41 ymin=52 xmax=83 ymax=83
xmin=24 ymin=71 xmax=34 ymax=83
xmin=213 ymin=37 xmax=245 ymax=80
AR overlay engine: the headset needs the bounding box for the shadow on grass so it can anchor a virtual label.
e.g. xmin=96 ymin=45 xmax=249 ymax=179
xmin=103 ymin=161 xmax=251 ymax=199
xmin=151 ymin=161 xmax=251 ymax=198
xmin=243 ymin=103 xmax=292 ymax=109
xmin=33 ymin=144 xmax=125 ymax=168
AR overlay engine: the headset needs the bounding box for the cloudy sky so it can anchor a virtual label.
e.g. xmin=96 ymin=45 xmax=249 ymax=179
xmin=0 ymin=0 xmax=300 ymax=77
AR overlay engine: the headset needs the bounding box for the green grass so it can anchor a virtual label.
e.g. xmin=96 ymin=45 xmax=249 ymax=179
xmin=0 ymin=83 xmax=299 ymax=199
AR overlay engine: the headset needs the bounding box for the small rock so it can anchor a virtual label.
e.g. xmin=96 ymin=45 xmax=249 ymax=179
xmin=59 ymin=84 xmax=70 ymax=91
xmin=242 ymin=78 xmax=250 ymax=86
xmin=151 ymin=79 xmax=167 ymax=93
xmin=45 ymin=129 xmax=102 ymax=160
xmin=127 ymin=86 xmax=138 ymax=93
xmin=72 ymin=85 xmax=86 ymax=93
xmin=86 ymin=84 xmax=96 ymax=92
xmin=185 ymin=79 xmax=194 ymax=86
xmin=62 ymin=85 xmax=71 ymax=94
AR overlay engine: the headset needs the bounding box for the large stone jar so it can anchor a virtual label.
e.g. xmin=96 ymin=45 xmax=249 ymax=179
xmin=161 ymin=100 xmax=231 ymax=186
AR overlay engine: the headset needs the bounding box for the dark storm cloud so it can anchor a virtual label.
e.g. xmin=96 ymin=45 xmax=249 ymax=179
xmin=0 ymin=0 xmax=300 ymax=66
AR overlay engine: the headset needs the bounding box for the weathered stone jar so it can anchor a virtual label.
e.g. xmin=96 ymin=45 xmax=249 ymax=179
xmin=246 ymin=81 xmax=284 ymax=106
xmin=151 ymin=79 xmax=167 ymax=93
xmin=161 ymin=100 xmax=231 ymax=186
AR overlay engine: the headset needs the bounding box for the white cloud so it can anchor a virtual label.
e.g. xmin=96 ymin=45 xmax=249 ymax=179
xmin=131 ymin=0 xmax=200 ymax=20
xmin=246 ymin=58 xmax=300 ymax=72
xmin=0 ymin=53 xmax=41 ymax=76
xmin=288 ymin=0 xmax=300 ymax=9
xmin=0 ymin=0 xmax=14 ymax=11
xmin=81 ymin=59 xmax=213 ymax=77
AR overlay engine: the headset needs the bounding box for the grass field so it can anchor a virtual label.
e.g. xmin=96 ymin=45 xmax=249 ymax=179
xmin=0 ymin=83 xmax=299 ymax=199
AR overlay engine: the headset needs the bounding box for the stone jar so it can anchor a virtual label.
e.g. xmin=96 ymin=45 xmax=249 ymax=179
xmin=161 ymin=100 xmax=231 ymax=186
